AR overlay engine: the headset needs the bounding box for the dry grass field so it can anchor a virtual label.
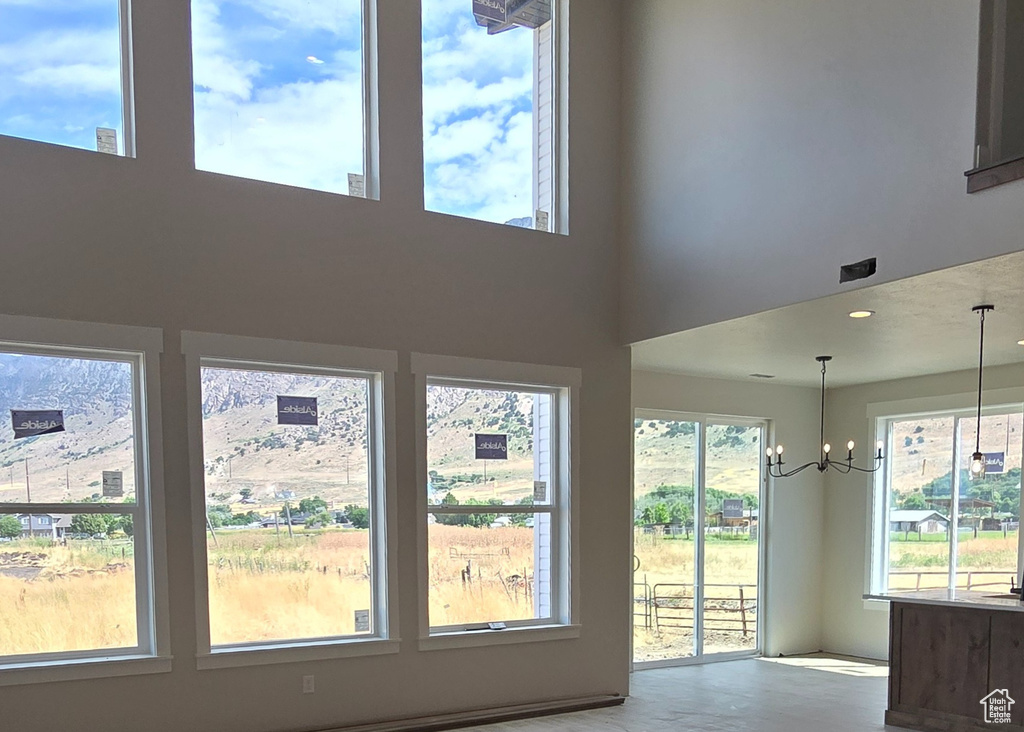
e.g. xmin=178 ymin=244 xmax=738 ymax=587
xmin=632 ymin=532 xmax=759 ymax=662
xmin=0 ymin=525 xmax=543 ymax=656
xmin=0 ymin=540 xmax=136 ymax=656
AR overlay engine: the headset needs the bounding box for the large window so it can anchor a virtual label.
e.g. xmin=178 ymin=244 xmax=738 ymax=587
xmin=422 ymin=0 xmax=565 ymax=232
xmin=191 ymin=0 xmax=375 ymax=197
xmin=414 ymin=354 xmax=579 ymax=645
xmin=0 ymin=0 xmax=132 ymax=155
xmin=0 ymin=317 xmax=166 ymax=682
xmin=873 ymin=406 xmax=1024 ymax=595
xmin=184 ymin=333 xmax=396 ymax=665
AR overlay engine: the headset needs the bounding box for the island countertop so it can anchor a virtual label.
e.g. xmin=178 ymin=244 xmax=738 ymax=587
xmin=865 ymin=588 xmax=1024 ymax=612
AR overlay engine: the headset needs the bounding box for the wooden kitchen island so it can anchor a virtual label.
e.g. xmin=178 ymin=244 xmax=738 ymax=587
xmin=868 ymin=590 xmax=1024 ymax=730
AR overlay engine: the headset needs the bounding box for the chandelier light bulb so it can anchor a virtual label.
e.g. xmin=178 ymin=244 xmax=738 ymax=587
xmin=823 ymin=443 xmax=831 ymax=454
xmin=766 ymin=447 xmax=773 ymax=457
xmin=847 ymin=440 xmax=855 ymax=451
xmin=776 ymin=445 xmax=784 ymax=455
xmin=877 ymin=440 xmax=884 ymax=451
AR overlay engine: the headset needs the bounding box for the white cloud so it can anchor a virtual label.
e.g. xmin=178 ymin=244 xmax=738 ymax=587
xmin=195 ymin=76 xmax=364 ymax=194
xmin=241 ymin=0 xmax=361 ymax=36
xmin=17 ymin=63 xmax=120 ymax=95
xmin=421 ymin=6 xmax=537 ymax=223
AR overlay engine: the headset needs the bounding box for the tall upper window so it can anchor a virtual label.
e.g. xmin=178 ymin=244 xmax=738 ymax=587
xmin=0 ymin=317 xmax=167 ymax=683
xmin=0 ymin=0 xmax=132 ymax=155
xmin=191 ymin=0 xmax=374 ymax=197
xmin=872 ymin=406 xmax=1024 ymax=595
xmin=422 ymin=0 xmax=565 ymax=232
xmin=183 ymin=333 xmax=397 ymax=665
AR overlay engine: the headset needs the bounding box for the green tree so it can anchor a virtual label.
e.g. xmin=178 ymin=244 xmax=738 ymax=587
xmin=239 ymin=488 xmax=253 ymax=500
xmin=652 ymin=503 xmax=670 ymax=524
xmin=900 ymin=492 xmax=927 ymax=510
xmin=305 ymin=511 xmax=334 ymax=529
xmin=299 ymin=496 xmax=328 ymax=515
xmin=344 ymin=505 xmax=370 ymax=529
xmin=71 ymin=514 xmax=107 ymax=536
xmin=0 ymin=515 xmax=21 ymax=540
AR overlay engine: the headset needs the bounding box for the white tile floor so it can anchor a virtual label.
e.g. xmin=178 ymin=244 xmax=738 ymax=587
xmin=461 ymin=655 xmax=897 ymax=731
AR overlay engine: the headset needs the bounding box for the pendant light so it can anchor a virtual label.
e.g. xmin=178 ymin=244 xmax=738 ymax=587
xmin=969 ymin=305 xmax=995 ymax=480
xmin=766 ymin=356 xmax=884 ymax=477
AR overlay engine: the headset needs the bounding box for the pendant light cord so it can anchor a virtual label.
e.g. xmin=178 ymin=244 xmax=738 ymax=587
xmin=976 ymin=307 xmax=987 ymax=454
xmin=820 ymin=359 xmax=827 ymax=463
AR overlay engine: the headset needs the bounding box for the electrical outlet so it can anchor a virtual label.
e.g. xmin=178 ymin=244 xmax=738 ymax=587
xmin=302 ymin=675 xmax=315 ymax=694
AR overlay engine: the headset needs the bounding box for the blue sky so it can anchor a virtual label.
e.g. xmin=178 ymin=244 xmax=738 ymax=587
xmin=0 ymin=0 xmax=124 ymax=154
xmin=0 ymin=0 xmax=535 ymax=224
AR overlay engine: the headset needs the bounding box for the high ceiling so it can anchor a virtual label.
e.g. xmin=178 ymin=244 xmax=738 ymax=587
xmin=631 ymin=250 xmax=1024 ymax=388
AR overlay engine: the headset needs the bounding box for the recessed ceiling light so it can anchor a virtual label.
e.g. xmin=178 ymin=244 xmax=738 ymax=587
xmin=749 ymin=373 xmax=775 ymax=379
xmin=849 ymin=310 xmax=875 ymax=319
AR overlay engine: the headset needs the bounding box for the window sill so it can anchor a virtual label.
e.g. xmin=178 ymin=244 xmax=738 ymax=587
xmin=0 ymin=654 xmax=172 ymax=687
xmin=197 ymin=637 xmax=400 ymax=669
xmin=419 ymin=624 xmax=580 ymax=651
xmin=965 ymin=154 xmax=1024 ymax=193
xmin=863 ymin=598 xmax=890 ymax=612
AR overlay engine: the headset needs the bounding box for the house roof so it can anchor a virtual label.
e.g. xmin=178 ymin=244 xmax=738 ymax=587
xmin=890 ymin=510 xmax=948 ymax=524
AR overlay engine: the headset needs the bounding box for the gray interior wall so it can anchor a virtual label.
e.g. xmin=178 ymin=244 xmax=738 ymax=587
xmin=821 ymin=363 xmax=1024 ymax=660
xmin=0 ymin=2 xmax=631 ymax=731
xmin=620 ymin=0 xmax=1024 ymax=345
xmin=632 ymin=370 xmax=824 ymax=656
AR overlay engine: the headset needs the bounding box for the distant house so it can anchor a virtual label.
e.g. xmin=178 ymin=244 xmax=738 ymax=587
xmin=890 ymin=509 xmax=948 ymax=535
xmin=17 ymin=513 xmax=73 ymax=540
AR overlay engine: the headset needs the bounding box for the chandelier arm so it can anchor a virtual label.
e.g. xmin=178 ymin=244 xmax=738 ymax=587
xmin=773 ymin=461 xmax=820 ymax=478
xmin=845 ymin=462 xmax=884 ymax=475
xmin=828 ymin=459 xmax=852 ymax=474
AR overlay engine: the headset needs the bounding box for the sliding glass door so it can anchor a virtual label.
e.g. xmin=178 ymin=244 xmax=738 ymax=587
xmin=633 ymin=412 xmax=765 ymax=667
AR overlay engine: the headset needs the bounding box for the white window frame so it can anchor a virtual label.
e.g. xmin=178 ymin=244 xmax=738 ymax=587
xmin=181 ymin=332 xmax=398 ymax=669
xmin=0 ymin=315 xmax=167 ymax=686
xmin=412 ymin=353 xmax=580 ymax=650
xmin=867 ymin=388 xmax=1024 ymax=600
xmin=630 ymin=409 xmax=769 ymax=670
xmin=188 ymin=0 xmax=378 ymax=199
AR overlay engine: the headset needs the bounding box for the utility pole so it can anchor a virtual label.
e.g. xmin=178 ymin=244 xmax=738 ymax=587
xmin=284 ymin=502 xmax=294 ymax=540
xmin=345 ymin=455 xmax=350 ymax=485
xmin=25 ymin=460 xmax=32 ymax=537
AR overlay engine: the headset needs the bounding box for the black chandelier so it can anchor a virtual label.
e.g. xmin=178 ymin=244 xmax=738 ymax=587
xmin=766 ymin=356 xmax=884 ymax=478
xmin=968 ymin=304 xmax=994 ymax=480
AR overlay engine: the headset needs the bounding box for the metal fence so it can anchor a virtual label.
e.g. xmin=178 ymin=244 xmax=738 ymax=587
xmin=889 ymin=569 xmax=1016 ymax=592
xmin=633 ymin=581 xmax=757 ymax=637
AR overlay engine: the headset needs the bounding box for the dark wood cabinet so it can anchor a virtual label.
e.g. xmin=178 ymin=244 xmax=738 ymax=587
xmin=888 ymin=601 xmax=1024 ymax=730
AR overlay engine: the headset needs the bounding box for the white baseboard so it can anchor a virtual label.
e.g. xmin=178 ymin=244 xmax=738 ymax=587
xmin=317 ymin=694 xmax=624 ymax=732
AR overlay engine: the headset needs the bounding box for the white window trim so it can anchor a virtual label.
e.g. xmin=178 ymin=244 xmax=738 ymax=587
xmin=412 ymin=353 xmax=581 ymax=650
xmin=865 ymin=387 xmax=1024 ymax=604
xmin=181 ymin=332 xmax=399 ymax=668
xmin=0 ymin=315 xmax=168 ymax=685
